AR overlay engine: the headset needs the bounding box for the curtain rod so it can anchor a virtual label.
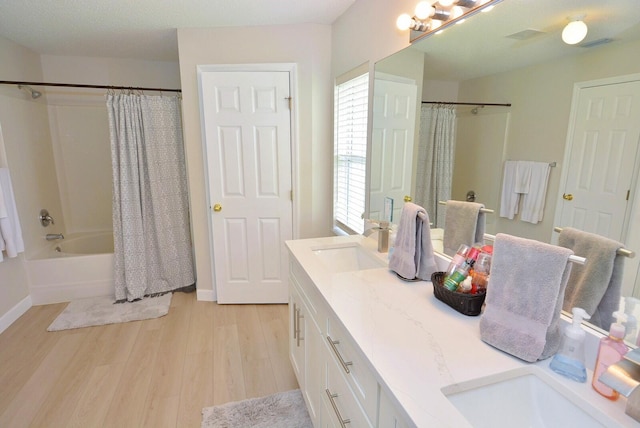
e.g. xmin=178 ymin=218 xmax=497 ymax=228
xmin=0 ymin=80 xmax=181 ymax=93
xmin=422 ymin=101 xmax=511 ymax=107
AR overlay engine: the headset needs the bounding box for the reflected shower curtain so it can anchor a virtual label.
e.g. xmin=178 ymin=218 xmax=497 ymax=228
xmin=414 ymin=104 xmax=457 ymax=228
xmin=107 ymin=94 xmax=195 ymax=302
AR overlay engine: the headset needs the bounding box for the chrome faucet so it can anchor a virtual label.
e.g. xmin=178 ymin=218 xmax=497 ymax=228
xmin=46 ymin=233 xmax=64 ymax=241
xmin=363 ymin=220 xmax=391 ymax=253
xmin=599 ymin=347 xmax=640 ymax=421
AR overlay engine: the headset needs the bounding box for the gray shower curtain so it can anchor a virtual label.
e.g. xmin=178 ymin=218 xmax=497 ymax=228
xmin=107 ymin=94 xmax=195 ymax=302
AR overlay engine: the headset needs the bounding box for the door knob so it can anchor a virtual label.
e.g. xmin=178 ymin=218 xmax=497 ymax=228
xmin=562 ymin=193 xmax=574 ymax=201
xmin=213 ymin=203 xmax=222 ymax=212
xmin=404 ymin=195 xmax=412 ymax=202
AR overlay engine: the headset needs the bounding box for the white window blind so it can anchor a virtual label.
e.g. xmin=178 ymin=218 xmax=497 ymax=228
xmin=334 ymin=72 xmax=369 ymax=234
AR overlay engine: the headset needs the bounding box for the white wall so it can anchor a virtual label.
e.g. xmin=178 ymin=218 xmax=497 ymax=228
xmin=177 ymin=24 xmax=332 ymax=299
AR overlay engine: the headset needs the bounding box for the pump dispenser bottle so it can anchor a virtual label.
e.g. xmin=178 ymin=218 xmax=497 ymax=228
xmin=624 ymin=297 xmax=639 ymax=344
xmin=592 ymin=311 xmax=629 ymax=400
xmin=549 ymin=307 xmax=590 ymax=382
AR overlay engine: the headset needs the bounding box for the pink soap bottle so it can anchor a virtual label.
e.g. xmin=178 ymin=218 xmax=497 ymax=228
xmin=592 ymin=312 xmax=629 ymax=400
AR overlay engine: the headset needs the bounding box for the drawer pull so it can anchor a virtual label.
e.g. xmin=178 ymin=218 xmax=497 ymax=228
xmin=327 ymin=335 xmax=353 ymax=374
xmin=326 ymin=389 xmax=351 ymax=427
xmin=296 ymin=307 xmax=304 ymax=347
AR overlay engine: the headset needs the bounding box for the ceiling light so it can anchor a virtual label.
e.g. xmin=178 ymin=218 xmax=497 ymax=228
xmin=562 ymin=19 xmax=588 ymax=45
xmin=414 ymin=1 xmax=435 ymax=19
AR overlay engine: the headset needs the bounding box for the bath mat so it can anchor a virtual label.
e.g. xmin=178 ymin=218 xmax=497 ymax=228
xmin=47 ymin=293 xmax=172 ymax=331
xmin=201 ymin=389 xmax=312 ymax=428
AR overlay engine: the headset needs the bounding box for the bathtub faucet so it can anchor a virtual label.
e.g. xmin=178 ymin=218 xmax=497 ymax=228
xmin=46 ymin=233 xmax=64 ymax=241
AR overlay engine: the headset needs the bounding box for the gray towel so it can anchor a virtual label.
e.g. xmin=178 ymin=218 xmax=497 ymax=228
xmin=389 ymin=203 xmax=437 ymax=280
xmin=559 ymin=227 xmax=625 ymax=331
xmin=480 ymin=233 xmax=574 ymax=362
xmin=442 ymin=200 xmax=486 ymax=256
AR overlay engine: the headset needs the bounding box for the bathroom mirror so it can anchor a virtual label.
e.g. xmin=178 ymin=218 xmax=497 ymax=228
xmin=368 ymin=0 xmax=640 ymax=333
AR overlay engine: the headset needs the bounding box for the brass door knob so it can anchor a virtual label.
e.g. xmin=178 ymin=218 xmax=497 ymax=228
xmin=562 ymin=193 xmax=574 ymax=201
xmin=404 ymin=195 xmax=412 ymax=202
xmin=213 ymin=203 xmax=222 ymax=212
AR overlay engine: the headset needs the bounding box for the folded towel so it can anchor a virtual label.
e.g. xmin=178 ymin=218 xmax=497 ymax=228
xmin=559 ymin=227 xmax=624 ymax=331
xmin=442 ymin=200 xmax=485 ymax=257
xmin=480 ymin=233 xmax=574 ymax=362
xmin=499 ymin=161 xmax=519 ymax=219
xmin=0 ymin=168 xmax=24 ymax=261
xmin=520 ymin=162 xmax=551 ymax=224
xmin=389 ymin=203 xmax=437 ymax=280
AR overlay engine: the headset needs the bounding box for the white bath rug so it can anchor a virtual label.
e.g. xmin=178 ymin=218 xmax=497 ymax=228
xmin=47 ymin=293 xmax=172 ymax=331
xmin=201 ymin=389 xmax=312 ymax=428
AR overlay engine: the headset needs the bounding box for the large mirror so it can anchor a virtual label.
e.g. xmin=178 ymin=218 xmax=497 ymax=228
xmin=369 ymin=0 xmax=640 ymax=329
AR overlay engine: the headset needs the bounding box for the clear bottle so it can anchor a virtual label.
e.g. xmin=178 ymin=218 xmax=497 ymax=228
xmin=443 ymin=248 xmax=479 ymax=291
xmin=550 ymin=307 xmax=590 ymax=382
xmin=446 ymin=244 xmax=471 ymax=276
xmin=592 ymin=312 xmax=629 ymax=400
xmin=624 ymin=297 xmax=639 ymax=344
xmin=471 ymin=252 xmax=491 ymax=294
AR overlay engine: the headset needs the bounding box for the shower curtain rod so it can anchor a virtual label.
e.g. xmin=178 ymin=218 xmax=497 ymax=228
xmin=0 ymin=80 xmax=181 ymax=93
xmin=422 ymin=101 xmax=511 ymax=107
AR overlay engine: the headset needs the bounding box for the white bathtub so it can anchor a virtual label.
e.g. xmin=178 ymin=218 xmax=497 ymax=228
xmin=27 ymin=232 xmax=115 ymax=304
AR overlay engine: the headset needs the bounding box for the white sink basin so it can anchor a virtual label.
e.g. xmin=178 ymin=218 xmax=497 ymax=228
xmin=442 ymin=367 xmax=613 ymax=428
xmin=312 ymin=243 xmax=386 ymax=273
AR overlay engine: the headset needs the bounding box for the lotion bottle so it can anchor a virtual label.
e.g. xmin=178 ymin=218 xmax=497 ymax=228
xmin=549 ymin=307 xmax=590 ymax=382
xmin=592 ymin=311 xmax=629 ymax=400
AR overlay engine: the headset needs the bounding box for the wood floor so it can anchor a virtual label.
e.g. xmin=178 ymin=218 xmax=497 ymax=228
xmin=0 ymin=292 xmax=298 ymax=428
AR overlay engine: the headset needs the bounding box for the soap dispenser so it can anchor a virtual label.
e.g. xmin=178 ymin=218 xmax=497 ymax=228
xmin=592 ymin=311 xmax=629 ymax=400
xmin=624 ymin=297 xmax=640 ymax=344
xmin=549 ymin=307 xmax=590 ymax=382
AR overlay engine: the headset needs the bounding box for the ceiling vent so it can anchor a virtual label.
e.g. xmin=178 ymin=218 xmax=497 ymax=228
xmin=580 ymin=38 xmax=614 ymax=48
xmin=506 ymin=29 xmax=545 ymax=40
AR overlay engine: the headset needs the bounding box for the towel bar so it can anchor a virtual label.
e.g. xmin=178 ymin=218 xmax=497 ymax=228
xmin=438 ymin=200 xmax=494 ymax=214
xmin=482 ymin=233 xmax=586 ymax=265
xmin=553 ymin=227 xmax=635 ymax=258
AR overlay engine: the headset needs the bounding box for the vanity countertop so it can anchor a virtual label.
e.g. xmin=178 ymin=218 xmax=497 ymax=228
xmin=286 ymin=234 xmax=637 ymax=427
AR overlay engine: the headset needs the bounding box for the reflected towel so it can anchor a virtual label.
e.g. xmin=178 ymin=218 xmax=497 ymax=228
xmin=520 ymin=162 xmax=551 ymax=224
xmin=480 ymin=233 xmax=573 ymax=362
xmin=499 ymin=161 xmax=519 ymax=219
xmin=442 ymin=200 xmax=485 ymax=257
xmin=389 ymin=203 xmax=437 ymax=280
xmin=0 ymin=168 xmax=24 ymax=261
xmin=559 ymin=227 xmax=624 ymax=331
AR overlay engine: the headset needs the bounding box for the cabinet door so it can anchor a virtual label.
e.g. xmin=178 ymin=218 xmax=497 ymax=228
xmin=325 ymin=352 xmax=373 ymax=428
xmin=305 ymin=318 xmax=323 ymax=426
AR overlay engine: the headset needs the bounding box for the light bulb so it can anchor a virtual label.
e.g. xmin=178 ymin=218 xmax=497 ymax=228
xmin=562 ymin=20 xmax=588 ymax=45
xmin=451 ymin=6 xmax=465 ymax=19
xmin=438 ymin=0 xmax=455 ymax=7
xmin=415 ymin=1 xmax=435 ymax=19
xmin=396 ymin=14 xmax=413 ymax=31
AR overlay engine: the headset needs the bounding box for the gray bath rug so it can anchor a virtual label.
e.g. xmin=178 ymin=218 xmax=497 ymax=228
xmin=201 ymin=389 xmax=312 ymax=428
xmin=47 ymin=293 xmax=172 ymax=331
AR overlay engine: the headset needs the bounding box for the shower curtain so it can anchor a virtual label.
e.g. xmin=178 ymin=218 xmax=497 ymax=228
xmin=414 ymin=104 xmax=457 ymax=228
xmin=107 ymin=94 xmax=195 ymax=302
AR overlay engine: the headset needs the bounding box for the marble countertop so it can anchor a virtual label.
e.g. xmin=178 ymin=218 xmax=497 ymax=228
xmin=286 ymin=234 xmax=637 ymax=427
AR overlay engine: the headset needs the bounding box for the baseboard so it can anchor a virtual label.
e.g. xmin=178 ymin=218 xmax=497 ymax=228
xmin=196 ymin=288 xmax=216 ymax=302
xmin=0 ymin=295 xmax=32 ymax=335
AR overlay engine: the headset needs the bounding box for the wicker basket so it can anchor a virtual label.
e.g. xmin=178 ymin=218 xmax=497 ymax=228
xmin=431 ymin=271 xmax=486 ymax=316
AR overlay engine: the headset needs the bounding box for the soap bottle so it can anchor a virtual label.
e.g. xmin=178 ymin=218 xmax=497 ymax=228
xmin=592 ymin=311 xmax=629 ymax=400
xmin=549 ymin=307 xmax=590 ymax=382
xmin=624 ymin=297 xmax=639 ymax=344
xmin=443 ymin=247 xmax=479 ymax=291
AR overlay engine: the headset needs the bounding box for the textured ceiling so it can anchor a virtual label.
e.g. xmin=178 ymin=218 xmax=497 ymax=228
xmin=0 ymin=0 xmax=356 ymax=61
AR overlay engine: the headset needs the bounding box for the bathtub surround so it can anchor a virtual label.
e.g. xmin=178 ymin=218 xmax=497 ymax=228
xmin=47 ymin=292 xmax=172 ymax=331
xmin=107 ymin=94 xmax=195 ymax=302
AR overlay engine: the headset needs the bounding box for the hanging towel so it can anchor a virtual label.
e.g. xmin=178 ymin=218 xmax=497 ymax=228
xmin=480 ymin=233 xmax=574 ymax=362
xmin=559 ymin=227 xmax=625 ymax=331
xmin=442 ymin=200 xmax=485 ymax=257
xmin=389 ymin=202 xmax=437 ymax=281
xmin=0 ymin=168 xmax=25 ymax=262
xmin=499 ymin=160 xmax=519 ymax=219
xmin=520 ymin=161 xmax=551 ymax=224
xmin=514 ymin=161 xmax=533 ymax=193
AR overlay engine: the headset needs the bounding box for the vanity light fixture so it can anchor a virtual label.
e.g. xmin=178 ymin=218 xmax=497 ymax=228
xmin=397 ymin=0 xmax=503 ymax=42
xmin=562 ymin=17 xmax=588 ymax=45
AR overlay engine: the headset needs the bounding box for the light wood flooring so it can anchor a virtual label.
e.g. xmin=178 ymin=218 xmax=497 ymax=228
xmin=0 ymin=292 xmax=298 ymax=428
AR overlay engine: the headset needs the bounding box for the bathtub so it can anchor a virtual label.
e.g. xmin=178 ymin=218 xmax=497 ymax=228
xmin=27 ymin=232 xmax=115 ymax=304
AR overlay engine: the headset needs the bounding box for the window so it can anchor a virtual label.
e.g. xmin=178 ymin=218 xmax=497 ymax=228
xmin=334 ymin=71 xmax=369 ymax=234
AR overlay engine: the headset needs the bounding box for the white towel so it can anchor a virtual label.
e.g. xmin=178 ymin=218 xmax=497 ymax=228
xmin=389 ymin=203 xmax=437 ymax=281
xmin=0 ymin=168 xmax=25 ymax=261
xmin=559 ymin=227 xmax=624 ymax=331
xmin=520 ymin=162 xmax=551 ymax=224
xmin=499 ymin=161 xmax=519 ymax=219
xmin=480 ymin=234 xmax=574 ymax=362
xmin=514 ymin=161 xmax=533 ymax=193
xmin=442 ymin=200 xmax=485 ymax=257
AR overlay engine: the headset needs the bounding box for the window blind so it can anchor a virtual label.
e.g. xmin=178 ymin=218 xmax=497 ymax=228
xmin=334 ymin=73 xmax=369 ymax=234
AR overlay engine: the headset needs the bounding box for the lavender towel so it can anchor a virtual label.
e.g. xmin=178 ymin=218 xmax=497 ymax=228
xmin=389 ymin=203 xmax=437 ymax=281
xmin=559 ymin=227 xmax=625 ymax=331
xmin=480 ymin=233 xmax=574 ymax=362
xmin=442 ymin=200 xmax=486 ymax=257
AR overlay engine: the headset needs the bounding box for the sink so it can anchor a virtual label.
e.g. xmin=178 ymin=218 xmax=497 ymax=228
xmin=312 ymin=243 xmax=386 ymax=273
xmin=442 ymin=367 xmax=613 ymax=428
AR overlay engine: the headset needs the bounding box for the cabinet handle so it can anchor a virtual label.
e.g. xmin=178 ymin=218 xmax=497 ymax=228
xmin=296 ymin=308 xmax=304 ymax=347
xmin=326 ymin=335 xmax=353 ymax=374
xmin=292 ymin=303 xmax=298 ymax=340
xmin=326 ymin=389 xmax=351 ymax=427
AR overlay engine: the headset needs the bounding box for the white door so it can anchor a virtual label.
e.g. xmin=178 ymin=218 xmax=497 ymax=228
xmin=558 ymin=79 xmax=640 ymax=240
xmin=200 ymin=70 xmax=293 ymax=303
xmin=369 ymin=77 xmax=417 ymax=222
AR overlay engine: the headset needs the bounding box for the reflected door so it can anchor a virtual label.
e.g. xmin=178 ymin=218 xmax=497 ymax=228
xmin=200 ymin=70 xmax=293 ymax=303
